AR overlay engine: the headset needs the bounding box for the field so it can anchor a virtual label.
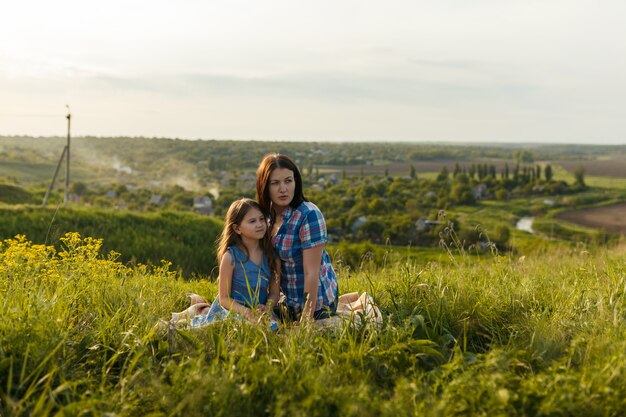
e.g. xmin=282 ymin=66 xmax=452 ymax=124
xmin=558 ymin=154 xmax=626 ymax=178
xmin=3 ymin=234 xmax=626 ymax=416
xmin=323 ymin=155 xmax=626 ymax=183
xmin=555 ymin=202 xmax=626 ymax=234
xmin=322 ymin=160 xmax=518 ymax=177
xmin=3 ymin=138 xmax=626 ymax=415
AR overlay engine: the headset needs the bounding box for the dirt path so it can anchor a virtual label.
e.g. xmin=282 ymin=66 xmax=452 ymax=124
xmin=555 ymin=202 xmax=626 ymax=233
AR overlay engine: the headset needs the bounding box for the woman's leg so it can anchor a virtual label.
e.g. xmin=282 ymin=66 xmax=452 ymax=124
xmin=337 ymin=292 xmax=360 ymax=313
xmin=338 ymin=292 xmax=359 ymax=304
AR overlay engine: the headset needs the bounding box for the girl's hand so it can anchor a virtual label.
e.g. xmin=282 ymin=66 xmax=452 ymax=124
xmin=243 ymin=307 xmax=264 ymax=323
xmin=242 ymin=308 xmax=254 ymax=321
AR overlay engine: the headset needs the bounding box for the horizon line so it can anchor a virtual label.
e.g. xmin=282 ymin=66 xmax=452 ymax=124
xmin=1 ymin=134 xmax=625 ymax=147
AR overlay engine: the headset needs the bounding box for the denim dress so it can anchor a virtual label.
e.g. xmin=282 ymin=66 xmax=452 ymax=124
xmin=191 ymin=246 xmax=277 ymax=329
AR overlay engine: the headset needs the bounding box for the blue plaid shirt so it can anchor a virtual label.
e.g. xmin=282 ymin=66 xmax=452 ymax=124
xmin=272 ymin=201 xmax=338 ymax=312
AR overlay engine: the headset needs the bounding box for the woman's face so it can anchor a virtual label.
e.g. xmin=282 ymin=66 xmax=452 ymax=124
xmin=268 ymin=167 xmax=296 ymax=210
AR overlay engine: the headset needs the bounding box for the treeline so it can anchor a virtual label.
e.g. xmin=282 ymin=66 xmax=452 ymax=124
xmin=1 ymin=157 xmax=588 ymax=255
xmin=2 ymin=136 xmax=624 ymax=186
xmin=0 ymin=207 xmax=222 ymax=277
xmin=204 ymin=160 xmax=589 ymax=250
xmin=284 ymin=162 xmax=582 ymax=248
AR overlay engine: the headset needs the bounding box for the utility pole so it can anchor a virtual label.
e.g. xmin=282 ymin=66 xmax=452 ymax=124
xmin=42 ymin=106 xmax=71 ymax=206
xmin=64 ymin=108 xmax=71 ymax=205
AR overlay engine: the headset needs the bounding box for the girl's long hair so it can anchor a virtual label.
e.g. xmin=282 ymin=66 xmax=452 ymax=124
xmin=216 ymin=198 xmax=278 ymax=282
xmin=255 ymin=153 xmax=307 ymax=224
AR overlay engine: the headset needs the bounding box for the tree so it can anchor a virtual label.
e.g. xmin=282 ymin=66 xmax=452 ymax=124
xmin=436 ymin=167 xmax=449 ymax=181
xmin=208 ymin=157 xmax=217 ymax=171
xmin=516 ymin=150 xmax=534 ymax=164
xmin=522 ymin=166 xmax=529 ymax=184
xmin=449 ymin=174 xmax=475 ymax=205
xmin=454 ymin=173 xmax=469 ymax=185
xmin=356 ymin=218 xmax=386 ymax=242
xmin=495 ymin=188 xmax=508 ymax=200
xmin=367 ymin=197 xmax=387 ymax=214
xmin=492 ymin=224 xmax=511 ymax=246
xmin=477 ymin=164 xmax=484 ymax=180
xmin=573 ymin=165 xmax=586 ymax=187
xmin=71 ymin=181 xmax=87 ymax=196
xmin=469 ymin=164 xmax=476 ymax=179
xmin=357 ymin=184 xmax=378 ymax=199
xmin=544 ymin=164 xmax=553 ymax=182
xmin=453 ymin=162 xmax=461 ymax=177
xmin=410 ymin=165 xmax=416 ymax=179
xmin=405 ymin=198 xmax=418 ymax=212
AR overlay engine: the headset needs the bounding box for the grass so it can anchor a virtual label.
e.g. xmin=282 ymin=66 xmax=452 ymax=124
xmin=552 ymin=164 xmax=626 ymax=191
xmin=0 ymin=206 xmax=222 ymax=277
xmin=3 ymin=233 xmax=626 ymax=416
xmin=584 ymin=176 xmax=626 ymax=189
xmin=0 ymin=161 xmax=98 ymax=184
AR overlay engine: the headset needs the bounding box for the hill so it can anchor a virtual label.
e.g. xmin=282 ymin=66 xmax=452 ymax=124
xmin=2 ymin=233 xmax=626 ymax=415
xmin=0 ymin=206 xmax=222 ymax=276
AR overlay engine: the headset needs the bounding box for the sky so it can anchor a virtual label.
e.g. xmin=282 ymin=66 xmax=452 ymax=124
xmin=1 ymin=0 xmax=626 ymax=144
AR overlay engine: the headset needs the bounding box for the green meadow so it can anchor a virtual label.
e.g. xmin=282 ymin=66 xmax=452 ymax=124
xmin=2 ymin=232 xmax=626 ymax=416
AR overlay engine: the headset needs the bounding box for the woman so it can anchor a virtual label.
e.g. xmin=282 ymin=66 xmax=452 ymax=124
xmin=256 ymin=153 xmax=338 ymax=322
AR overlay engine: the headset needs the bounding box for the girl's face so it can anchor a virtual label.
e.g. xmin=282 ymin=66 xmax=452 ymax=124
xmin=233 ymin=207 xmax=267 ymax=240
xmin=268 ymin=167 xmax=295 ymax=210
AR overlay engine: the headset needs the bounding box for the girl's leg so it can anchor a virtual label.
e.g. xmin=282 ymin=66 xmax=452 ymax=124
xmin=172 ymin=303 xmax=211 ymax=322
xmin=187 ymin=293 xmax=208 ymax=305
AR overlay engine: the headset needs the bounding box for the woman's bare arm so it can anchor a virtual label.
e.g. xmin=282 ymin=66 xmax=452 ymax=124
xmin=301 ymin=245 xmax=323 ymax=321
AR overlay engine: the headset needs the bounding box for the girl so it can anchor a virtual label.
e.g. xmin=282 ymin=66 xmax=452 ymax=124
xmin=173 ymin=198 xmax=280 ymax=328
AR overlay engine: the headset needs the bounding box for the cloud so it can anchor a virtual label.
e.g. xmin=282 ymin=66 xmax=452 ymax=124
xmin=85 ymin=68 xmax=538 ymax=112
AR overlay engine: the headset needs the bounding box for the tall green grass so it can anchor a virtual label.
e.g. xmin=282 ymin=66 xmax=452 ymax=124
xmin=2 ymin=233 xmax=626 ymax=415
xmin=0 ymin=206 xmax=222 ymax=277
xmin=0 ymin=184 xmax=36 ymax=205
